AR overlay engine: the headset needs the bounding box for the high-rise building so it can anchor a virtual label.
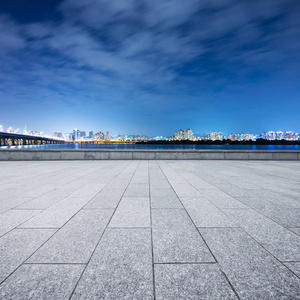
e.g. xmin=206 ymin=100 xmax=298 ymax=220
xmin=175 ymin=128 xmax=194 ymax=140
xmin=73 ymin=129 xmax=81 ymax=141
xmin=186 ymin=129 xmax=195 ymax=139
xmin=89 ymin=131 xmax=93 ymax=140
xmin=285 ymin=131 xmax=294 ymax=140
xmin=106 ymin=132 xmax=111 ymax=141
xmin=215 ymin=131 xmax=223 ymax=140
xmin=276 ymin=131 xmax=284 ymax=140
xmin=267 ymin=131 xmax=275 ymax=140
xmin=94 ymin=131 xmax=105 ymax=141
xmin=210 ymin=131 xmax=216 ymax=141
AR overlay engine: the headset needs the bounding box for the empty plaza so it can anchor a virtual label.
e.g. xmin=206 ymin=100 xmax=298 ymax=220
xmin=0 ymin=160 xmax=300 ymax=299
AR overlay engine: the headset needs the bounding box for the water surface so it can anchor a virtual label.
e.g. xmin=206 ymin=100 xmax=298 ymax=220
xmin=2 ymin=143 xmax=299 ymax=150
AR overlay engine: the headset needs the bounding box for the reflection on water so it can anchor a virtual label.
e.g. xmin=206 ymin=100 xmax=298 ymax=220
xmin=1 ymin=143 xmax=300 ymax=151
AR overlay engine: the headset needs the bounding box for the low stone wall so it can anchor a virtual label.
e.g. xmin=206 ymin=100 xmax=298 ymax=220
xmin=0 ymin=149 xmax=300 ymax=160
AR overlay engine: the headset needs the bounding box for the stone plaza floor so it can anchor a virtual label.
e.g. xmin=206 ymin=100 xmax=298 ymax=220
xmin=0 ymin=160 xmax=300 ymax=299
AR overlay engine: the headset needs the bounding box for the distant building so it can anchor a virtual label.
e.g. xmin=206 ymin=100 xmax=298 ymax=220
xmin=73 ymin=129 xmax=81 ymax=141
xmin=210 ymin=130 xmax=222 ymax=141
xmin=175 ymin=128 xmax=195 ymax=140
xmin=276 ymin=131 xmax=284 ymax=140
xmin=268 ymin=131 xmax=276 ymax=140
xmin=105 ymin=132 xmax=111 ymax=141
xmin=54 ymin=132 xmax=63 ymax=138
xmin=285 ymin=131 xmax=294 ymax=140
xmin=94 ymin=131 xmax=104 ymax=141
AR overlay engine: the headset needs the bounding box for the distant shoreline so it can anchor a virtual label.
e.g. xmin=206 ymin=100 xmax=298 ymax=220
xmin=137 ymin=139 xmax=300 ymax=145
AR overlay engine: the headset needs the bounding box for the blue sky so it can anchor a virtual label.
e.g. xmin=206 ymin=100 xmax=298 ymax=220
xmin=0 ymin=0 xmax=299 ymax=136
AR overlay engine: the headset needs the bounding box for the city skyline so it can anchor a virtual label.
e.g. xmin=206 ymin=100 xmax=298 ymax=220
xmin=1 ymin=1 xmax=300 ymax=135
xmin=1 ymin=123 xmax=299 ymax=142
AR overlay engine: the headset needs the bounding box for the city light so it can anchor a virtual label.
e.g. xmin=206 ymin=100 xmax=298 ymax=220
xmin=1 ymin=124 xmax=299 ymax=142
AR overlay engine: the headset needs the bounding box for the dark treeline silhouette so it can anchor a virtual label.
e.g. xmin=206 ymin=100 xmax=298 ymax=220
xmin=137 ymin=139 xmax=300 ymax=145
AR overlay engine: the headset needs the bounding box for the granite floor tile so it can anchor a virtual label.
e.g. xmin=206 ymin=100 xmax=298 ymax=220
xmin=200 ymin=228 xmax=300 ymax=299
xmin=0 ymin=264 xmax=84 ymax=300
xmin=260 ymin=207 xmax=300 ymax=228
xmin=224 ymin=209 xmax=300 ymax=261
xmin=150 ymin=194 xmax=183 ymax=208
xmin=16 ymin=194 xmax=66 ymax=210
xmin=289 ymin=227 xmax=300 ymax=235
xmin=68 ymin=183 xmax=106 ymax=198
xmin=150 ymin=188 xmax=176 ymax=197
xmin=0 ymin=198 xmax=33 ymax=213
xmin=284 ymin=262 xmax=300 ymax=277
xmin=72 ymin=228 xmax=154 ymax=299
xmin=109 ymin=197 xmax=150 ymax=227
xmin=0 ymin=210 xmax=41 ymax=237
xmin=19 ymin=198 xmax=91 ymax=228
xmin=1 ymin=160 xmax=300 ymax=298
xmin=172 ymin=184 xmax=202 ymax=197
xmin=216 ymin=184 xmax=252 ymax=197
xmin=0 ymin=229 xmax=56 ymax=283
xmin=124 ymin=183 xmax=150 ymax=197
xmin=155 ymin=264 xmax=237 ymax=300
xmin=28 ymin=209 xmax=113 ymax=263
xmin=181 ymin=198 xmax=238 ymax=227
xmin=152 ymin=209 xmax=214 ymax=263
xmin=83 ymin=188 xmax=125 ymax=209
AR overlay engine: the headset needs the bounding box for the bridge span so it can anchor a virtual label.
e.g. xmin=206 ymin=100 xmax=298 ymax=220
xmin=0 ymin=132 xmax=65 ymax=146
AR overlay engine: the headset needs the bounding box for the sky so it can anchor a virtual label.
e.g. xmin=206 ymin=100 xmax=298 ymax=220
xmin=0 ymin=0 xmax=300 ymax=136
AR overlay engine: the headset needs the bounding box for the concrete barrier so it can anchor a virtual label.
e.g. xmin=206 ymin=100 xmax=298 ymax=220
xmin=0 ymin=149 xmax=300 ymax=160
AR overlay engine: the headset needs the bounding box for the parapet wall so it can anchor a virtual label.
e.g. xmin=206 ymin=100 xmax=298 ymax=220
xmin=0 ymin=149 xmax=299 ymax=160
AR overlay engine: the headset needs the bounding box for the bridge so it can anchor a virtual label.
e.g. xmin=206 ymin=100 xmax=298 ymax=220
xmin=0 ymin=132 xmax=65 ymax=146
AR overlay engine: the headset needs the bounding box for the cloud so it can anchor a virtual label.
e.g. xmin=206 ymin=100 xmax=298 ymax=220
xmin=1 ymin=0 xmax=300 ymax=131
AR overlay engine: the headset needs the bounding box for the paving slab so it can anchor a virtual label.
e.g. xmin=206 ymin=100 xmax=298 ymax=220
xmin=28 ymin=209 xmax=113 ymax=263
xmin=181 ymin=197 xmax=238 ymax=227
xmin=155 ymin=264 xmax=237 ymax=300
xmin=0 ymin=197 xmax=33 ymax=213
xmin=150 ymin=194 xmax=183 ymax=208
xmin=19 ymin=197 xmax=91 ymax=228
xmin=284 ymin=262 xmax=300 ymax=277
xmin=200 ymin=228 xmax=300 ymax=299
xmin=109 ymin=197 xmax=150 ymax=227
xmin=152 ymin=209 xmax=214 ymax=263
xmin=72 ymin=228 xmax=153 ymax=299
xmin=290 ymin=227 xmax=300 ymax=236
xmin=0 ymin=229 xmax=56 ymax=283
xmin=0 ymin=264 xmax=84 ymax=300
xmin=199 ymin=189 xmax=248 ymax=209
xmin=1 ymin=160 xmax=300 ymax=298
xmin=83 ymin=188 xmax=124 ymax=209
xmin=0 ymin=210 xmax=41 ymax=237
xmin=224 ymin=209 xmax=300 ymax=261
xmin=172 ymin=184 xmax=202 ymax=197
xmin=124 ymin=183 xmax=150 ymax=197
